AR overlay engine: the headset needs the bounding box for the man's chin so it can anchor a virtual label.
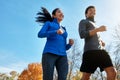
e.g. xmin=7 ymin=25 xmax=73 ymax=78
xmin=90 ymin=16 xmax=94 ymax=18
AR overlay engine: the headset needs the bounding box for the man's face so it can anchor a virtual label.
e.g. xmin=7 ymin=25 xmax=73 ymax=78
xmin=86 ymin=8 xmax=96 ymax=18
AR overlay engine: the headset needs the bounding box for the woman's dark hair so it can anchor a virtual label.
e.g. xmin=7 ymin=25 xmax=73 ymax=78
xmin=85 ymin=6 xmax=95 ymax=14
xmin=36 ymin=7 xmax=59 ymax=23
xmin=52 ymin=8 xmax=59 ymax=15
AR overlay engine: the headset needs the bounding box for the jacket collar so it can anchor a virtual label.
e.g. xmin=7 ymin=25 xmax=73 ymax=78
xmin=53 ymin=18 xmax=59 ymax=24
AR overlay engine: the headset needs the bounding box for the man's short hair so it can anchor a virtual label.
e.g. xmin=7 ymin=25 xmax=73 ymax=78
xmin=85 ymin=6 xmax=95 ymax=14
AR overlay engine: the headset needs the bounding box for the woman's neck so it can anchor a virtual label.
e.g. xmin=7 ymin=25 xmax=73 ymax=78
xmin=57 ymin=19 xmax=62 ymax=23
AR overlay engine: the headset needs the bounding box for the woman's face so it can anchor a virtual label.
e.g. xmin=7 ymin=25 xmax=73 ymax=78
xmin=53 ymin=9 xmax=64 ymax=22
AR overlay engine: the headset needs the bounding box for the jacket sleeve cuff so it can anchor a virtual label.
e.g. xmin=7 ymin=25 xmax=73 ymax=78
xmin=66 ymin=44 xmax=72 ymax=50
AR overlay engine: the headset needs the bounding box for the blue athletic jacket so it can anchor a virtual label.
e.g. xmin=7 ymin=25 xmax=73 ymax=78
xmin=38 ymin=18 xmax=71 ymax=56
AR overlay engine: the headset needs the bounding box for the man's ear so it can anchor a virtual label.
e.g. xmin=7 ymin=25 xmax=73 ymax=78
xmin=85 ymin=14 xmax=87 ymax=18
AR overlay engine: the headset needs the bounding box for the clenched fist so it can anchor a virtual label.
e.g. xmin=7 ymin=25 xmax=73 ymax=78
xmin=98 ymin=25 xmax=107 ymax=32
xmin=57 ymin=29 xmax=64 ymax=34
xmin=69 ymin=39 xmax=74 ymax=45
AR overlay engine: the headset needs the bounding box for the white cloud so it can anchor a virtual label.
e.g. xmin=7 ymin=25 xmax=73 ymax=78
xmin=94 ymin=0 xmax=120 ymax=44
xmin=96 ymin=0 xmax=120 ymax=27
xmin=0 ymin=49 xmax=40 ymax=73
xmin=0 ymin=49 xmax=15 ymax=60
xmin=0 ymin=61 xmax=29 ymax=73
xmin=0 ymin=67 xmax=13 ymax=73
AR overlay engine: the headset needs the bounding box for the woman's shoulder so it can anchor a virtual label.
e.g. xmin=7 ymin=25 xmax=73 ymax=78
xmin=44 ymin=21 xmax=51 ymax=24
xmin=45 ymin=20 xmax=56 ymax=25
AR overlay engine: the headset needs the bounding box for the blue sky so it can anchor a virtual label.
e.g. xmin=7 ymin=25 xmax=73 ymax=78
xmin=0 ymin=0 xmax=120 ymax=73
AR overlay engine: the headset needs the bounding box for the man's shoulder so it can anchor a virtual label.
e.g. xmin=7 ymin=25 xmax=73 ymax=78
xmin=79 ymin=19 xmax=89 ymax=24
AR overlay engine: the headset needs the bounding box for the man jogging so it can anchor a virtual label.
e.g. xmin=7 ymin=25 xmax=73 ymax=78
xmin=78 ymin=6 xmax=116 ymax=80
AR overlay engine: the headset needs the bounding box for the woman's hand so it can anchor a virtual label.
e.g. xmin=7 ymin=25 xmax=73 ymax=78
xmin=69 ymin=39 xmax=74 ymax=46
xmin=57 ymin=29 xmax=64 ymax=34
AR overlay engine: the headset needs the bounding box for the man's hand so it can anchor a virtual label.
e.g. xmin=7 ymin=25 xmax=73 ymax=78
xmin=89 ymin=25 xmax=107 ymax=36
xmin=97 ymin=25 xmax=107 ymax=32
xmin=100 ymin=40 xmax=105 ymax=47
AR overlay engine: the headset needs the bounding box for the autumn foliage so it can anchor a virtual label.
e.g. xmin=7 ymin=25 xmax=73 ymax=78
xmin=18 ymin=63 xmax=42 ymax=80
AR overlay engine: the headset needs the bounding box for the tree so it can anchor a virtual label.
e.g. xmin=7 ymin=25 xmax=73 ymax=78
xmin=110 ymin=25 xmax=120 ymax=80
xmin=0 ymin=71 xmax=19 ymax=80
xmin=18 ymin=63 xmax=42 ymax=80
xmin=91 ymin=69 xmax=106 ymax=80
xmin=10 ymin=71 xmax=19 ymax=80
xmin=67 ymin=39 xmax=83 ymax=80
xmin=72 ymin=71 xmax=82 ymax=80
